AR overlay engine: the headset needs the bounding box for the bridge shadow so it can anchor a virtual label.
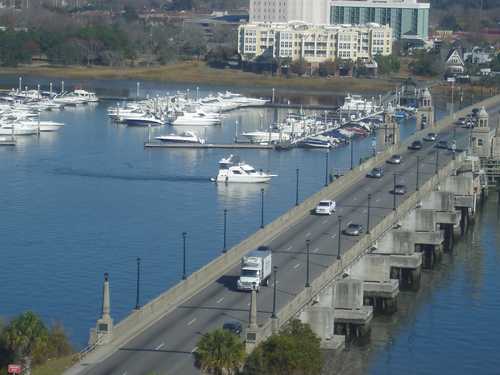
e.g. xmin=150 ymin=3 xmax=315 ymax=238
xmin=215 ymin=275 xmax=239 ymax=291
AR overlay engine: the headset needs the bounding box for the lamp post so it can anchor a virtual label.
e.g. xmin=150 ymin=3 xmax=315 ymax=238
xmin=435 ymin=149 xmax=440 ymax=175
xmin=135 ymin=257 xmax=141 ymax=310
xmin=393 ymin=174 xmax=397 ymax=211
xmin=260 ymin=188 xmax=265 ymax=229
xmin=350 ymin=140 xmax=354 ymax=170
xmin=223 ymin=209 xmax=228 ymax=253
xmin=416 ymin=156 xmax=420 ymax=191
xmin=272 ymin=266 xmax=278 ymax=318
xmin=367 ymin=194 xmax=371 ymax=234
xmin=295 ymin=168 xmax=300 ymax=206
xmin=305 ymin=239 xmax=311 ymax=287
xmin=325 ymin=152 xmax=329 ymax=187
xmin=337 ymin=216 xmax=342 ymax=260
xmin=182 ymin=232 xmax=187 ymax=280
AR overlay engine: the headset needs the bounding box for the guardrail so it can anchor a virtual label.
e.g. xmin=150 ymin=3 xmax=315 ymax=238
xmin=80 ymin=93 xmax=500 ymax=362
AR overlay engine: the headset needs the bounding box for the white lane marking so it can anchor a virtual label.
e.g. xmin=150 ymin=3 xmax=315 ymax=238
xmin=191 ymin=346 xmax=198 ymax=353
xmin=353 ymin=197 xmax=357 ymax=201
xmin=286 ymin=245 xmax=293 ymax=251
xmin=122 ymin=372 xmax=127 ymax=375
xmin=217 ymin=297 xmax=224 ymax=304
xmin=155 ymin=342 xmax=165 ymax=350
xmin=305 ymin=232 xmax=311 ymax=237
xmin=375 ymin=198 xmax=381 ymax=202
xmin=293 ymin=263 xmax=301 ymax=269
xmin=187 ymin=318 xmax=197 ymax=326
xmin=313 ymin=248 xmax=320 ymax=253
xmin=322 ymin=219 xmax=328 ymax=224
xmin=247 ymin=302 xmax=251 ymax=306
xmin=362 ymin=209 xmax=368 ymax=214
xmin=331 ymin=234 xmax=337 ymax=239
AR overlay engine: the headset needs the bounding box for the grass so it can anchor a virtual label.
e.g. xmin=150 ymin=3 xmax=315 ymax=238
xmin=32 ymin=354 xmax=78 ymax=375
xmin=0 ymin=61 xmax=400 ymax=94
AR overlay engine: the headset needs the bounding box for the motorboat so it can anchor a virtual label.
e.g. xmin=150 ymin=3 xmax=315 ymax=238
xmin=172 ymin=111 xmax=221 ymax=126
xmin=300 ymin=135 xmax=333 ymax=149
xmin=72 ymin=89 xmax=99 ymax=103
xmin=124 ymin=115 xmax=165 ymax=127
xmin=213 ymin=155 xmax=276 ymax=183
xmin=18 ymin=120 xmax=64 ymax=132
xmin=155 ymin=130 xmax=205 ymax=144
xmin=341 ymin=94 xmax=380 ymax=114
xmin=241 ymin=131 xmax=289 ymax=144
xmin=0 ymin=123 xmax=38 ymax=135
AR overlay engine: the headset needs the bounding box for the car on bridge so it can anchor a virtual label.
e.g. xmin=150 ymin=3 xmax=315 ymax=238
xmin=222 ymin=320 xmax=243 ymax=336
xmin=387 ymin=154 xmax=402 ymax=164
xmin=366 ymin=167 xmax=384 ymax=178
xmin=423 ymin=132 xmax=437 ymax=142
xmin=408 ymin=140 xmax=423 ymax=150
xmin=435 ymin=140 xmax=449 ymax=149
xmin=315 ymin=200 xmax=336 ymax=215
xmin=343 ymin=223 xmax=363 ymax=236
xmin=391 ymin=184 xmax=407 ymax=195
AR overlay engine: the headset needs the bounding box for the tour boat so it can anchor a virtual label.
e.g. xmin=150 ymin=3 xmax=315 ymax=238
xmin=213 ymin=155 xmax=276 ymax=183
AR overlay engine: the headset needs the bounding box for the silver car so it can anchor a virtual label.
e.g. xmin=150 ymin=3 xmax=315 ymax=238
xmin=343 ymin=223 xmax=363 ymax=236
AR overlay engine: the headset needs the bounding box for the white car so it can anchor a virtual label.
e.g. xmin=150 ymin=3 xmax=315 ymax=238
xmin=315 ymin=200 xmax=336 ymax=215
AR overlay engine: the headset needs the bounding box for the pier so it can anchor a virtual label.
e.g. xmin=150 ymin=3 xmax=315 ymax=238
xmin=65 ymin=92 xmax=500 ymax=375
xmin=144 ymin=142 xmax=275 ymax=149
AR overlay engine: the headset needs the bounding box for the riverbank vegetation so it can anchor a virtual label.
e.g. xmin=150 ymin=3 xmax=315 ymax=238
xmin=0 ymin=312 xmax=74 ymax=375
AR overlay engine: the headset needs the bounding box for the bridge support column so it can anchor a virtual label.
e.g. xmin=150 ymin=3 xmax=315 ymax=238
xmin=245 ymin=286 xmax=259 ymax=353
xmin=459 ymin=207 xmax=469 ymax=235
xmin=442 ymin=224 xmax=454 ymax=251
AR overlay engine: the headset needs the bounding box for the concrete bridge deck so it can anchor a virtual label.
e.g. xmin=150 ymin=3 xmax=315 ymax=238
xmin=68 ymin=95 xmax=500 ymax=375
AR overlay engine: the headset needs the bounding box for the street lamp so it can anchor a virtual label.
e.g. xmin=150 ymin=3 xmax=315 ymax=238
xmin=393 ymin=174 xmax=398 ymax=211
xmin=325 ymin=152 xmax=329 ymax=187
xmin=416 ymin=156 xmax=420 ymax=191
xmin=350 ymin=140 xmax=354 ymax=170
xmin=135 ymin=257 xmax=141 ymax=310
xmin=295 ymin=168 xmax=300 ymax=206
xmin=435 ymin=149 xmax=440 ymax=175
xmin=260 ymin=188 xmax=265 ymax=229
xmin=337 ymin=216 xmax=342 ymax=260
xmin=272 ymin=266 xmax=278 ymax=318
xmin=305 ymin=239 xmax=311 ymax=287
xmin=223 ymin=209 xmax=228 ymax=253
xmin=367 ymin=194 xmax=371 ymax=234
xmin=182 ymin=232 xmax=187 ymax=280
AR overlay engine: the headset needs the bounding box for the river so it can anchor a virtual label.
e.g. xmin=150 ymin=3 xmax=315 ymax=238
xmin=0 ymin=76 xmax=497 ymax=375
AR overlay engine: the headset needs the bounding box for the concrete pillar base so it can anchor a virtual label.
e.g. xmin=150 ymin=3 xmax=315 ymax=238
xmin=391 ymin=266 xmax=421 ymax=291
xmin=363 ymin=296 xmax=398 ymax=315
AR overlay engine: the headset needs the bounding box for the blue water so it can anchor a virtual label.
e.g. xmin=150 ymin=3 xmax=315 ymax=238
xmin=0 ymin=75 xmax=490 ymax=374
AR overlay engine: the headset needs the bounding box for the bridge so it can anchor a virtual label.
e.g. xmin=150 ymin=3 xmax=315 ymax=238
xmin=65 ymin=93 xmax=500 ymax=375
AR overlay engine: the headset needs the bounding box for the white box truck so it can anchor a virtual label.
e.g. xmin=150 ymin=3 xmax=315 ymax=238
xmin=237 ymin=248 xmax=272 ymax=291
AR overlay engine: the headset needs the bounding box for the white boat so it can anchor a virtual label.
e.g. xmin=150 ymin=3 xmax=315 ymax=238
xmin=301 ymin=135 xmax=333 ymax=149
xmin=0 ymin=123 xmax=38 ymax=135
xmin=124 ymin=115 xmax=164 ymax=127
xmin=172 ymin=111 xmax=221 ymax=126
xmin=19 ymin=120 xmax=64 ymax=132
xmin=155 ymin=131 xmax=205 ymax=144
xmin=73 ymin=89 xmax=99 ymax=103
xmin=241 ymin=131 xmax=289 ymax=144
xmin=341 ymin=94 xmax=379 ymax=114
xmin=214 ymin=155 xmax=276 ymax=183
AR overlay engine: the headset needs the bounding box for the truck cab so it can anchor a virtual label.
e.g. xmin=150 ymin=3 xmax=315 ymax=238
xmin=237 ymin=248 xmax=272 ymax=291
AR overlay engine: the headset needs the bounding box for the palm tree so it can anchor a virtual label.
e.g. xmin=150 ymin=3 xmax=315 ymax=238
xmin=2 ymin=311 xmax=49 ymax=375
xmin=196 ymin=329 xmax=245 ymax=375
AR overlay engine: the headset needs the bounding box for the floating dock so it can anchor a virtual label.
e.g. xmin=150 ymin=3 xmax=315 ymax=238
xmin=144 ymin=142 xmax=274 ymax=149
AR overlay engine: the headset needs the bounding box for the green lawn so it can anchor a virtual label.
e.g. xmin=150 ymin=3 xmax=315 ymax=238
xmin=32 ymin=355 xmax=78 ymax=375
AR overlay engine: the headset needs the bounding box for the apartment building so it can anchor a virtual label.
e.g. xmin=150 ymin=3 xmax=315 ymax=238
xmin=330 ymin=0 xmax=430 ymax=40
xmin=238 ymin=21 xmax=392 ymax=64
xmin=249 ymin=0 xmax=331 ymax=24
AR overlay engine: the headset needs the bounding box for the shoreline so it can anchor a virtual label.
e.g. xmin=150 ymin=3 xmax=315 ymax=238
xmin=0 ymin=61 xmax=401 ymax=95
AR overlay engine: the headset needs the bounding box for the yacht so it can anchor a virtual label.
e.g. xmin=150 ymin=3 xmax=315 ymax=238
xmin=73 ymin=89 xmax=99 ymax=103
xmin=241 ymin=131 xmax=289 ymax=144
xmin=155 ymin=131 xmax=205 ymax=144
xmin=18 ymin=120 xmax=64 ymax=132
xmin=300 ymin=135 xmax=333 ymax=149
xmin=124 ymin=115 xmax=165 ymax=127
xmin=172 ymin=111 xmax=221 ymax=126
xmin=341 ymin=94 xmax=379 ymax=114
xmin=0 ymin=123 xmax=38 ymax=135
xmin=213 ymin=155 xmax=276 ymax=183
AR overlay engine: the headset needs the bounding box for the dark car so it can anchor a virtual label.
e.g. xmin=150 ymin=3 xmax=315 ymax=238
xmin=435 ymin=140 xmax=449 ymax=149
xmin=386 ymin=154 xmax=402 ymax=164
xmin=391 ymin=184 xmax=407 ymax=195
xmin=408 ymin=140 xmax=423 ymax=150
xmin=343 ymin=223 xmax=363 ymax=236
xmin=471 ymin=108 xmax=480 ymax=117
xmin=423 ymin=132 xmax=437 ymax=142
xmin=257 ymin=245 xmax=271 ymax=252
xmin=367 ymin=167 xmax=384 ymax=178
xmin=222 ymin=320 xmax=243 ymax=336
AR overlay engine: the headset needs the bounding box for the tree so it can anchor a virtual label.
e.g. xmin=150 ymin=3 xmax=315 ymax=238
xmin=243 ymin=319 xmax=322 ymax=375
xmin=375 ymin=54 xmax=400 ymax=75
xmin=318 ymin=59 xmax=337 ymax=77
xmin=440 ymin=14 xmax=460 ymax=31
xmin=195 ymin=329 xmax=245 ymax=375
xmin=46 ymin=322 xmax=73 ymax=359
xmin=409 ymin=50 xmax=444 ymax=77
xmin=290 ymin=58 xmax=309 ymax=76
xmin=1 ymin=312 xmax=49 ymax=375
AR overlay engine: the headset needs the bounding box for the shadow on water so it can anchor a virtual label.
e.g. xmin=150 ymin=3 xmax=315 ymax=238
xmin=52 ymin=167 xmax=211 ymax=183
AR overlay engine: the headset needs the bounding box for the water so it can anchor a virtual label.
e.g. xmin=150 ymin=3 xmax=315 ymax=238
xmin=325 ymin=195 xmax=500 ymax=375
xmin=0 ymin=75 xmax=488 ymax=360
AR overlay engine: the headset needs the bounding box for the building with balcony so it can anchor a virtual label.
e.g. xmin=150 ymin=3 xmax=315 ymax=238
xmin=249 ymin=0 xmax=330 ymax=24
xmin=238 ymin=21 xmax=392 ymax=64
xmin=330 ymin=0 xmax=430 ymax=40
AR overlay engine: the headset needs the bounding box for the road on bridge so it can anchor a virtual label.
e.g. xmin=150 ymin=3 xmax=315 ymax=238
xmin=82 ymin=104 xmax=500 ymax=375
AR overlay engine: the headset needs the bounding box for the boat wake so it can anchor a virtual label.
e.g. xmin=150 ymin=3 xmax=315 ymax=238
xmin=52 ymin=167 xmax=211 ymax=183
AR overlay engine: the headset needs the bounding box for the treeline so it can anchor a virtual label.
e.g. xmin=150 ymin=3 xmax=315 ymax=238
xmin=195 ymin=319 xmax=323 ymax=375
xmin=0 ymin=311 xmax=73 ymax=375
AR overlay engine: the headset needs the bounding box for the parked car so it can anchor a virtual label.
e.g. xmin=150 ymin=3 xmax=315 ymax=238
xmin=408 ymin=140 xmax=423 ymax=150
xmin=423 ymin=132 xmax=437 ymax=142
xmin=392 ymin=184 xmax=407 ymax=195
xmin=223 ymin=320 xmax=243 ymax=336
xmin=435 ymin=140 xmax=449 ymax=149
xmin=315 ymin=200 xmax=336 ymax=215
xmin=387 ymin=154 xmax=402 ymax=164
xmin=366 ymin=167 xmax=384 ymax=178
xmin=257 ymin=245 xmax=271 ymax=252
xmin=343 ymin=223 xmax=363 ymax=236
